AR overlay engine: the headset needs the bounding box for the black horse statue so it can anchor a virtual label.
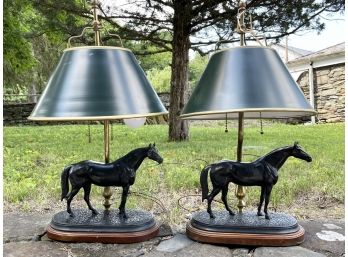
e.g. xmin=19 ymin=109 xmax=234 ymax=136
xmin=200 ymin=142 xmax=312 ymax=219
xmin=61 ymin=143 xmax=163 ymax=218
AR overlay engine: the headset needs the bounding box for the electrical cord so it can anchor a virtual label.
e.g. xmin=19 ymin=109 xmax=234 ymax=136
xmin=113 ymin=155 xmax=261 ymax=214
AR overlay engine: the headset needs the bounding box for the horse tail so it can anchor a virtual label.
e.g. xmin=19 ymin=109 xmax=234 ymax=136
xmin=61 ymin=165 xmax=71 ymax=201
xmin=200 ymin=165 xmax=211 ymax=202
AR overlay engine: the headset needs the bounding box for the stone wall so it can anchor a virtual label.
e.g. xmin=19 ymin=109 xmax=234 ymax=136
xmin=3 ymin=103 xmax=101 ymax=126
xmin=3 ymin=93 xmax=170 ymax=126
xmin=296 ymin=63 xmax=345 ymax=123
xmin=3 ymin=103 xmax=36 ymax=126
xmin=4 ymin=71 xmax=345 ymax=126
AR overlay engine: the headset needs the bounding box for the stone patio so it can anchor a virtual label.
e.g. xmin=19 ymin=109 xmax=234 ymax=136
xmin=3 ymin=213 xmax=345 ymax=257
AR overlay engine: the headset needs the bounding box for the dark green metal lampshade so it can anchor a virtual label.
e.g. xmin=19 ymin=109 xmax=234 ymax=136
xmin=29 ymin=46 xmax=168 ymax=121
xmin=181 ymin=46 xmax=316 ymax=120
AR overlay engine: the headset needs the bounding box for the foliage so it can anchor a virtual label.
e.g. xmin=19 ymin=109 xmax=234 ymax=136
xmin=127 ymin=33 xmax=173 ymax=72
xmin=4 ymin=0 xmax=345 ymax=141
xmin=147 ymin=66 xmax=172 ymax=93
xmin=102 ymin=0 xmax=344 ymax=140
xmin=3 ymin=0 xmax=86 ymax=94
xmin=144 ymin=52 xmax=209 ymax=92
xmin=3 ymin=0 xmax=174 ymax=95
xmin=4 ymin=123 xmax=344 ymax=220
xmin=104 ymin=0 xmax=344 ymax=52
xmin=3 ymin=0 xmax=37 ymax=90
xmin=189 ymin=54 xmax=209 ymax=89
xmin=146 ymin=53 xmax=208 ymax=92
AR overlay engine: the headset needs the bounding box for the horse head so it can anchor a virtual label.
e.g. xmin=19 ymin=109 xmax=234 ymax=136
xmin=291 ymin=142 xmax=312 ymax=162
xmin=147 ymin=143 xmax=163 ymax=164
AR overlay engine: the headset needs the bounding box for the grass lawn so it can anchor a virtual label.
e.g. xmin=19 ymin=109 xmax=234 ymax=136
xmin=3 ymin=122 xmax=344 ymax=225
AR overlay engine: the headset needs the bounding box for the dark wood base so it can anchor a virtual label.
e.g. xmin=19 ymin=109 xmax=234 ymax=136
xmin=46 ymin=209 xmax=159 ymax=243
xmin=186 ymin=211 xmax=305 ymax=246
xmin=187 ymin=223 xmax=305 ymax=246
xmin=47 ymin=223 xmax=160 ymax=243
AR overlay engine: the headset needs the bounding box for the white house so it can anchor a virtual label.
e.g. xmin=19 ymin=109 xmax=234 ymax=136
xmin=287 ymin=43 xmax=345 ymax=123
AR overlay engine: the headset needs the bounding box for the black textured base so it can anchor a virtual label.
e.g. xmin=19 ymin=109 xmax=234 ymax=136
xmin=51 ymin=209 xmax=156 ymax=233
xmin=191 ymin=211 xmax=300 ymax=234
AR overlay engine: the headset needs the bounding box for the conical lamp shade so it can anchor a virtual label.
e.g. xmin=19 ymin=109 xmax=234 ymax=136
xmin=29 ymin=46 xmax=168 ymax=121
xmin=181 ymin=46 xmax=316 ymax=120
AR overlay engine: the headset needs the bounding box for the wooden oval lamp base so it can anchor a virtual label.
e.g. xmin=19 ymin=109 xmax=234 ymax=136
xmin=46 ymin=209 xmax=159 ymax=244
xmin=186 ymin=211 xmax=305 ymax=246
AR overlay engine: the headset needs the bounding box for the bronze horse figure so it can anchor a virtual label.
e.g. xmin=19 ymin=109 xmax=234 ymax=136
xmin=200 ymin=142 xmax=312 ymax=219
xmin=61 ymin=143 xmax=163 ymax=218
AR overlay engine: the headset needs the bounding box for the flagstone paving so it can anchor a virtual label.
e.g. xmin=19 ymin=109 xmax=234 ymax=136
xmin=3 ymin=213 xmax=344 ymax=257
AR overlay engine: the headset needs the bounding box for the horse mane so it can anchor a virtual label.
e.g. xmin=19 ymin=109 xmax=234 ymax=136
xmin=257 ymin=145 xmax=293 ymax=162
xmin=252 ymin=144 xmax=296 ymax=170
xmin=113 ymin=146 xmax=149 ymax=164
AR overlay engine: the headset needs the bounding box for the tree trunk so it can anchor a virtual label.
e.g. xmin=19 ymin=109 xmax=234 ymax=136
xmin=168 ymin=0 xmax=191 ymax=141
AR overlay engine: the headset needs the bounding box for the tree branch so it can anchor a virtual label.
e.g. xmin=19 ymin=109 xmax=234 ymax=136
xmin=132 ymin=48 xmax=172 ymax=55
xmin=191 ymin=0 xmax=228 ymax=16
xmin=102 ymin=17 xmax=171 ymax=44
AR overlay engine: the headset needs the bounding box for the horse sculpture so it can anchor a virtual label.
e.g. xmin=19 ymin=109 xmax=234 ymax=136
xmin=200 ymin=142 xmax=312 ymax=219
xmin=61 ymin=143 xmax=163 ymax=218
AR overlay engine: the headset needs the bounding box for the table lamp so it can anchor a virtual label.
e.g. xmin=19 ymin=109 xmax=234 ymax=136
xmin=28 ymin=0 xmax=167 ymax=243
xmin=181 ymin=2 xmax=315 ymax=246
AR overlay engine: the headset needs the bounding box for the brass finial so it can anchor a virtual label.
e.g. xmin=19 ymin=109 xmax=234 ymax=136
xmin=91 ymin=0 xmax=101 ymax=45
xmin=236 ymin=0 xmax=265 ymax=46
xmin=236 ymin=1 xmax=247 ymax=34
xmin=239 ymin=1 xmax=246 ymax=9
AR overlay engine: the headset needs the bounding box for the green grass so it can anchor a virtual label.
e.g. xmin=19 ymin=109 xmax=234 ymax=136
xmin=3 ymin=122 xmax=344 ymax=219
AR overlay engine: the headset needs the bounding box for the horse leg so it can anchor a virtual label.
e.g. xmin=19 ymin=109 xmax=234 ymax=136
xmin=257 ymin=186 xmax=266 ymax=216
xmin=207 ymin=187 xmax=221 ymax=219
xmin=66 ymin=187 xmax=81 ymax=217
xmin=221 ymin=185 xmax=234 ymax=216
xmin=83 ymin=183 xmax=98 ymax=215
xmin=264 ymin=186 xmax=273 ymax=220
xmin=119 ymin=185 xmax=130 ymax=219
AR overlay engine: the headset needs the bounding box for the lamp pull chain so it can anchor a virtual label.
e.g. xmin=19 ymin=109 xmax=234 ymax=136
xmin=88 ymin=122 xmax=92 ymax=143
xmin=225 ymin=113 xmax=228 ymax=133
xmin=111 ymin=121 xmax=114 ymax=141
xmin=259 ymin=112 xmax=264 ymax=135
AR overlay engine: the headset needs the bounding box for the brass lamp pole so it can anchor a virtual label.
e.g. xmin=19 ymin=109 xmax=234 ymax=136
xmin=103 ymin=120 xmax=112 ymax=210
xmin=235 ymin=1 xmax=247 ymax=213
xmin=91 ymin=0 xmax=112 ymax=210
xmin=236 ymin=111 xmax=246 ymax=213
xmin=234 ymin=0 xmax=267 ymax=213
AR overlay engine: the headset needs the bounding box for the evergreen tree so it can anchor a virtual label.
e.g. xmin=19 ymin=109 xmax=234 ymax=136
xmin=8 ymin=0 xmax=344 ymax=140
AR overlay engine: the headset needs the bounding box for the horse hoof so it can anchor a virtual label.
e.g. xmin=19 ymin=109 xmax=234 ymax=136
xmin=229 ymin=211 xmax=235 ymax=216
xmin=257 ymin=212 xmax=264 ymax=216
xmin=118 ymin=211 xmax=128 ymax=219
xmin=265 ymin=215 xmax=270 ymax=220
xmin=209 ymin=214 xmax=215 ymax=219
xmin=119 ymin=213 xmax=128 ymax=219
xmin=91 ymin=210 xmax=99 ymax=215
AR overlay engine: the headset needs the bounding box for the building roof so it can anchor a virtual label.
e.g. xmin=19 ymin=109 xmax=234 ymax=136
xmin=276 ymin=44 xmax=313 ymax=56
xmin=295 ymin=42 xmax=343 ymax=59
xmin=287 ymin=42 xmax=345 ymax=71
